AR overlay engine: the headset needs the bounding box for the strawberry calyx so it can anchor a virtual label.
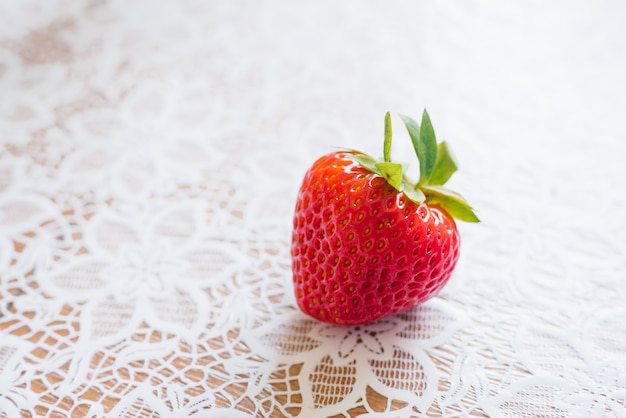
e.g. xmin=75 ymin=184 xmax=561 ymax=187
xmin=347 ymin=110 xmax=480 ymax=223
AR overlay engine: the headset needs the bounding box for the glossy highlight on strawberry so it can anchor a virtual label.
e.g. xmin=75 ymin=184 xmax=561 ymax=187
xmin=291 ymin=110 xmax=478 ymax=325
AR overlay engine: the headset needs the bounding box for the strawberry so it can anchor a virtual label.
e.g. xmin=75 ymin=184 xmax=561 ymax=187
xmin=291 ymin=110 xmax=479 ymax=326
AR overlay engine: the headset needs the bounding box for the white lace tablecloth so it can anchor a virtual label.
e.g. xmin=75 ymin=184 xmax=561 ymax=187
xmin=1 ymin=1 xmax=625 ymax=417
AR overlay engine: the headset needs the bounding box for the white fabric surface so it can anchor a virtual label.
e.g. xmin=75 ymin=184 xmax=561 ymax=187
xmin=1 ymin=0 xmax=625 ymax=416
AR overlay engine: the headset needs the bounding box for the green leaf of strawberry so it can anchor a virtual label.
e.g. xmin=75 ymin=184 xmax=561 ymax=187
xmin=291 ymin=109 xmax=479 ymax=326
xmin=421 ymin=185 xmax=480 ymax=223
xmin=375 ymin=162 xmax=403 ymax=191
xmin=396 ymin=111 xmax=479 ymax=222
xmin=383 ymin=111 xmax=393 ymax=162
xmin=429 ymin=141 xmax=458 ymax=186
xmin=417 ymin=109 xmax=438 ymax=185
xmin=402 ymin=186 xmax=426 ymax=204
xmin=349 ymin=153 xmax=380 ymax=174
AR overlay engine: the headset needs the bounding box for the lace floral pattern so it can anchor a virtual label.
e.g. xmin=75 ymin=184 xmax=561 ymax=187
xmin=1 ymin=0 xmax=625 ymax=416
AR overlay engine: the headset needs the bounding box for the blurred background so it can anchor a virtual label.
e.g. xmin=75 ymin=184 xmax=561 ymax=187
xmin=2 ymin=0 xmax=625 ymax=212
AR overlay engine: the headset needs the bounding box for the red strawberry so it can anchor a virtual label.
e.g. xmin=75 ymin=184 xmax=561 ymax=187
xmin=291 ymin=110 xmax=479 ymax=326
